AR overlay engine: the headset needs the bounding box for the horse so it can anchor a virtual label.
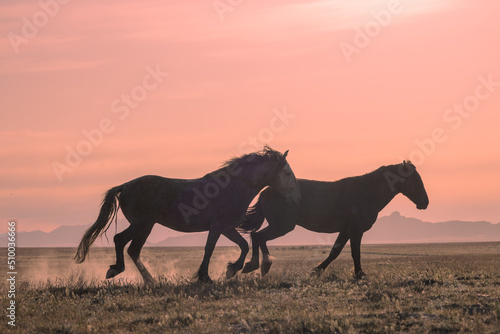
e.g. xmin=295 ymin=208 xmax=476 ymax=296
xmin=239 ymin=161 xmax=429 ymax=278
xmin=74 ymin=146 xmax=301 ymax=283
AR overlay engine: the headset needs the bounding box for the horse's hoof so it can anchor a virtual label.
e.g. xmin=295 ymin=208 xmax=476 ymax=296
xmin=241 ymin=261 xmax=259 ymax=274
xmin=143 ymin=275 xmax=156 ymax=286
xmin=106 ymin=266 xmax=123 ymax=279
xmin=195 ymin=270 xmax=213 ymax=283
xmin=310 ymin=266 xmax=324 ymax=277
xmin=144 ymin=279 xmax=156 ymax=287
xmin=260 ymin=262 xmax=272 ymax=276
xmin=354 ymin=271 xmax=366 ymax=280
xmin=226 ymin=263 xmax=238 ymax=279
xmin=198 ymin=275 xmax=212 ymax=284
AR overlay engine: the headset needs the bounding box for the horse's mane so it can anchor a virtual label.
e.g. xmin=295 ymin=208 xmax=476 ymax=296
xmin=348 ymin=161 xmax=416 ymax=184
xmin=204 ymin=145 xmax=286 ymax=179
xmin=220 ymin=145 xmax=284 ymax=169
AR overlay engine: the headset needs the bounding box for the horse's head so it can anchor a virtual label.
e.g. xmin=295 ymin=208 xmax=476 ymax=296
xmin=268 ymin=149 xmax=301 ymax=204
xmin=399 ymin=161 xmax=429 ymax=210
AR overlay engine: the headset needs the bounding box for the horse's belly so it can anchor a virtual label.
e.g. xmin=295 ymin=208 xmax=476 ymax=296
xmin=298 ymin=219 xmax=344 ymax=233
xmin=296 ymin=208 xmax=345 ymax=233
xmin=157 ymin=206 xmax=211 ymax=233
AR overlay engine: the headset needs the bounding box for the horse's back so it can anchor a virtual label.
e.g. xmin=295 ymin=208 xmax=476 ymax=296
xmin=122 ymin=175 xmax=191 ymax=197
xmin=296 ymin=177 xmax=381 ymax=233
xmin=294 ymin=179 xmax=347 ymax=233
xmin=119 ymin=175 xmax=193 ymax=222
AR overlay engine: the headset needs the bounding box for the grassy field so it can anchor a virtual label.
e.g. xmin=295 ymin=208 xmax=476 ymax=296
xmin=1 ymin=242 xmax=499 ymax=333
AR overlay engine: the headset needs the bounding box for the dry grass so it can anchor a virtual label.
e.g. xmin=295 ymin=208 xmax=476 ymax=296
xmin=1 ymin=243 xmax=499 ymax=333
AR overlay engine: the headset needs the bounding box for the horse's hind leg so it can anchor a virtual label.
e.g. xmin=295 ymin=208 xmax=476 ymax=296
xmin=259 ymin=239 xmax=273 ymax=276
xmin=258 ymin=224 xmax=297 ymax=276
xmin=106 ymin=225 xmax=136 ymax=279
xmin=244 ymin=224 xmax=294 ymax=276
xmin=242 ymin=232 xmax=261 ymax=274
xmin=127 ymin=224 xmax=155 ymax=284
xmin=223 ymin=229 xmax=249 ymax=279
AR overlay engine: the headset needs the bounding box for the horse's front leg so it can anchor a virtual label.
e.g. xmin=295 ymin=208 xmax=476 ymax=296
xmin=350 ymin=231 xmax=365 ymax=279
xmin=195 ymin=229 xmax=221 ymax=283
xmin=311 ymin=229 xmax=349 ymax=277
xmin=223 ymin=229 xmax=249 ymax=279
xmin=242 ymin=231 xmax=260 ymax=274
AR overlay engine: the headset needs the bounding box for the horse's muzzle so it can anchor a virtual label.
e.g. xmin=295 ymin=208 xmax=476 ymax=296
xmin=417 ymin=201 xmax=429 ymax=210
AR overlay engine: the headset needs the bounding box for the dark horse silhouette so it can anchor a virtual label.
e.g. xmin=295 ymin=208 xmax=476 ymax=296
xmin=239 ymin=161 xmax=428 ymax=278
xmin=74 ymin=146 xmax=301 ymax=283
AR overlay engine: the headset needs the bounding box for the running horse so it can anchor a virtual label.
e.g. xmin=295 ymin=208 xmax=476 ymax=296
xmin=75 ymin=146 xmax=301 ymax=283
xmin=239 ymin=161 xmax=428 ymax=278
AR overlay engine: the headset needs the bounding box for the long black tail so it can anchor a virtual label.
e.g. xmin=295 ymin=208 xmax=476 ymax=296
xmin=238 ymin=199 xmax=266 ymax=233
xmin=74 ymin=185 xmax=123 ymax=263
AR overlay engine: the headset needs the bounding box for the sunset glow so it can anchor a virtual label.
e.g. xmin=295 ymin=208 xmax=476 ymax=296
xmin=1 ymin=0 xmax=499 ymax=234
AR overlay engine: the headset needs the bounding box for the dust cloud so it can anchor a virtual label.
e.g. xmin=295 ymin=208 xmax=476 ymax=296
xmin=14 ymin=246 xmax=245 ymax=285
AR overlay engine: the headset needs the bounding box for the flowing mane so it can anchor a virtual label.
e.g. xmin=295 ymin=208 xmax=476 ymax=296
xmin=204 ymin=146 xmax=287 ymax=181
xmin=338 ymin=164 xmax=393 ymax=186
xmin=348 ymin=161 xmax=416 ymax=185
xmin=220 ymin=145 xmax=285 ymax=169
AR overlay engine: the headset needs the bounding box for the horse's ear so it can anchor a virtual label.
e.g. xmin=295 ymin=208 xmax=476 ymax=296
xmin=403 ymin=160 xmax=407 ymax=165
xmin=283 ymin=150 xmax=289 ymax=159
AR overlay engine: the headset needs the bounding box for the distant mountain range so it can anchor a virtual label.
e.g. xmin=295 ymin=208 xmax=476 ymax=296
xmin=1 ymin=212 xmax=499 ymax=248
xmin=364 ymin=211 xmax=500 ymax=244
xmin=0 ymin=225 xmax=90 ymax=248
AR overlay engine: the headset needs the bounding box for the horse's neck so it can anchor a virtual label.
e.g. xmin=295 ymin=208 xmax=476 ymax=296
xmin=198 ymin=166 xmax=263 ymax=207
xmin=370 ymin=166 xmax=401 ymax=212
xmin=236 ymin=164 xmax=271 ymax=193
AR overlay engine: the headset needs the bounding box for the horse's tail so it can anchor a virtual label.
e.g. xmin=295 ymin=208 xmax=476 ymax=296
xmin=238 ymin=199 xmax=266 ymax=233
xmin=74 ymin=185 xmax=123 ymax=263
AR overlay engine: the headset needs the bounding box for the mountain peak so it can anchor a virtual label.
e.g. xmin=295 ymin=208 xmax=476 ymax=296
xmin=390 ymin=211 xmax=402 ymax=217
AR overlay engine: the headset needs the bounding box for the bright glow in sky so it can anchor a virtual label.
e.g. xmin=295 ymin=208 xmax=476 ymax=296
xmin=1 ymin=0 xmax=499 ymax=234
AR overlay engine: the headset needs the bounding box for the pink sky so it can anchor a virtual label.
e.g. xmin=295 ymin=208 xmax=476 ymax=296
xmin=1 ymin=0 xmax=499 ymax=234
